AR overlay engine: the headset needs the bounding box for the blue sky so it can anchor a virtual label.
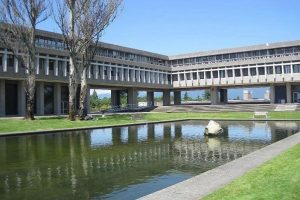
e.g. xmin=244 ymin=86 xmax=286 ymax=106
xmin=41 ymin=0 xmax=300 ymax=55
xmin=42 ymin=0 xmax=299 ymax=98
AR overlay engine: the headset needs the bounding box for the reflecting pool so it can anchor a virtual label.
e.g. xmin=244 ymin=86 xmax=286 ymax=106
xmin=0 ymin=120 xmax=299 ymax=200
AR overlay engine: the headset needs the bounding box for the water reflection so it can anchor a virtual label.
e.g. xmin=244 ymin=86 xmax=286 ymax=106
xmin=0 ymin=121 xmax=299 ymax=200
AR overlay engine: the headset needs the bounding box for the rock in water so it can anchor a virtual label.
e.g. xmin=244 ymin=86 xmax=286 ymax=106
xmin=204 ymin=120 xmax=223 ymax=136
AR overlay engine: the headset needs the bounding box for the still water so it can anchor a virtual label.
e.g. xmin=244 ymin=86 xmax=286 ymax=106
xmin=0 ymin=120 xmax=299 ymax=200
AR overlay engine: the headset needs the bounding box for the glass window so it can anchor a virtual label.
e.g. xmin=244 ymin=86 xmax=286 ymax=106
xmin=227 ymin=69 xmax=233 ymax=77
xmin=212 ymin=71 xmax=218 ymax=78
xmin=235 ymin=69 xmax=241 ymax=77
xmin=172 ymin=74 xmax=178 ymax=81
xmin=199 ymin=72 xmax=204 ymax=79
xmin=219 ymin=70 xmax=225 ymax=78
xmin=275 ymin=66 xmax=282 ymax=74
xmin=258 ymin=67 xmax=265 ymax=75
xmin=186 ymin=73 xmax=191 ymax=80
xmin=293 ymin=64 xmax=300 ymax=73
xmin=266 ymin=66 xmax=273 ymax=74
xmin=242 ymin=68 xmax=248 ymax=76
xmin=284 ymin=65 xmax=291 ymax=74
xmin=206 ymin=71 xmax=211 ymax=79
xmin=180 ymin=74 xmax=184 ymax=81
xmin=192 ymin=72 xmax=197 ymax=79
xmin=250 ymin=68 xmax=257 ymax=76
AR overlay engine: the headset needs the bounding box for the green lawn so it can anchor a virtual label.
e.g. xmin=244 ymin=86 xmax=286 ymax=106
xmin=203 ymin=144 xmax=300 ymax=200
xmin=0 ymin=111 xmax=299 ymax=134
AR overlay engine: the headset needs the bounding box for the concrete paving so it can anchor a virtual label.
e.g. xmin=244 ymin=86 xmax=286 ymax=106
xmin=139 ymin=131 xmax=300 ymax=200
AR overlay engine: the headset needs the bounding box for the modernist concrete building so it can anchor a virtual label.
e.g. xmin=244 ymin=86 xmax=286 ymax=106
xmin=0 ymin=29 xmax=300 ymax=116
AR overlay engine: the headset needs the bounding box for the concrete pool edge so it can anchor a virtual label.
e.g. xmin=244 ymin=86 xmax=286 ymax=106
xmin=1 ymin=118 xmax=300 ymax=137
xmin=139 ymin=131 xmax=300 ymax=200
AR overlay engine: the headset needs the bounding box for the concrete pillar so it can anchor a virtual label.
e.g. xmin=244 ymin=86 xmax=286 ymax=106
xmin=174 ymin=91 xmax=181 ymax=105
xmin=36 ymin=56 xmax=40 ymax=74
xmin=0 ymin=80 xmax=5 ymax=116
xmin=54 ymin=58 xmax=58 ymax=76
xmin=63 ymin=60 xmax=67 ymax=77
xmin=36 ymin=82 xmax=44 ymax=115
xmin=163 ymin=90 xmax=171 ymax=106
xmin=286 ymin=83 xmax=292 ymax=103
xmin=210 ymin=87 xmax=219 ymax=105
xmin=111 ymin=90 xmax=121 ymax=107
xmin=45 ymin=56 xmax=49 ymax=75
xmin=54 ymin=83 xmax=62 ymax=115
xmin=270 ymin=84 xmax=275 ymax=104
xmin=147 ymin=91 xmax=154 ymax=107
xmin=2 ymin=49 xmax=7 ymax=72
xmin=127 ymin=88 xmax=137 ymax=105
xmin=14 ymin=56 xmax=19 ymax=73
xmin=219 ymin=89 xmax=228 ymax=104
xmin=18 ymin=80 xmax=26 ymax=116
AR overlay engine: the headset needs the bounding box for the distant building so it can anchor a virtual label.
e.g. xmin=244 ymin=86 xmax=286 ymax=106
xmin=243 ymin=90 xmax=252 ymax=101
xmin=264 ymin=90 xmax=270 ymax=100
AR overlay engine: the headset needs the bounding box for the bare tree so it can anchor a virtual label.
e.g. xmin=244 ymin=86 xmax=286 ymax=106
xmin=77 ymin=0 xmax=122 ymax=119
xmin=54 ymin=0 xmax=122 ymax=120
xmin=0 ymin=0 xmax=49 ymax=120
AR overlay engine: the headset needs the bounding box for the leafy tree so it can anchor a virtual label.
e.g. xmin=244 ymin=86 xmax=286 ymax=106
xmin=203 ymin=90 xmax=211 ymax=100
xmin=183 ymin=91 xmax=189 ymax=101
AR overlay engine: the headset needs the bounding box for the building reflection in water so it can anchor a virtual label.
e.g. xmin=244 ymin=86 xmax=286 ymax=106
xmin=0 ymin=120 xmax=299 ymax=199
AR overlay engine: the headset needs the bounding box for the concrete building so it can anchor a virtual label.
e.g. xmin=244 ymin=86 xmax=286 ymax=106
xmin=1 ymin=29 xmax=300 ymax=116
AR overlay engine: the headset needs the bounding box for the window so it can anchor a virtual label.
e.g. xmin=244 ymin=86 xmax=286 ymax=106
xmin=219 ymin=70 xmax=225 ymax=78
xmin=212 ymin=71 xmax=218 ymax=78
xmin=250 ymin=68 xmax=257 ymax=76
xmin=227 ymin=69 xmax=233 ymax=77
xmin=172 ymin=74 xmax=178 ymax=81
xmin=242 ymin=68 xmax=248 ymax=76
xmin=199 ymin=72 xmax=204 ymax=79
xmin=293 ymin=64 xmax=300 ymax=73
xmin=235 ymin=69 xmax=241 ymax=77
xmin=206 ymin=71 xmax=211 ymax=79
xmin=266 ymin=66 xmax=273 ymax=74
xmin=186 ymin=73 xmax=191 ymax=80
xmin=180 ymin=74 xmax=184 ymax=81
xmin=275 ymin=66 xmax=282 ymax=74
xmin=284 ymin=65 xmax=291 ymax=74
xmin=193 ymin=72 xmax=197 ymax=79
xmin=258 ymin=67 xmax=265 ymax=75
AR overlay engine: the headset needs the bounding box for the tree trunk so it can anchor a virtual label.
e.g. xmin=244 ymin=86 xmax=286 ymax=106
xmin=68 ymin=57 xmax=77 ymax=121
xmin=79 ymin=67 xmax=88 ymax=120
xmin=25 ymin=73 xmax=35 ymax=120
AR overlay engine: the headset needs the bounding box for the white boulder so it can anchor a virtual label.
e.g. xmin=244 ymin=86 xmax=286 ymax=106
xmin=204 ymin=120 xmax=223 ymax=136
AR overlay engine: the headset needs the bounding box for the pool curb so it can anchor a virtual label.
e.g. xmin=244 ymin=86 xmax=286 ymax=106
xmin=139 ymin=131 xmax=300 ymax=200
xmin=1 ymin=118 xmax=300 ymax=137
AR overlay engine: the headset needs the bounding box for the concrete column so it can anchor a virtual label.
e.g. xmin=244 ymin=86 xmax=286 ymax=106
xmin=108 ymin=65 xmax=111 ymax=80
xmin=174 ymin=91 xmax=181 ymax=105
xmin=127 ymin=88 xmax=137 ymax=105
xmin=54 ymin=83 xmax=62 ymax=115
xmin=36 ymin=56 xmax=40 ymax=74
xmin=2 ymin=49 xmax=7 ymax=72
xmin=100 ymin=65 xmax=104 ymax=79
xmin=14 ymin=56 xmax=19 ymax=73
xmin=270 ymin=84 xmax=275 ymax=104
xmin=18 ymin=80 xmax=26 ymax=116
xmin=95 ymin=65 xmax=99 ymax=79
xmin=54 ymin=58 xmax=58 ymax=76
xmin=63 ymin=60 xmax=67 ymax=77
xmin=120 ymin=68 xmax=124 ymax=81
xmin=45 ymin=56 xmax=49 ymax=75
xmin=36 ymin=82 xmax=44 ymax=115
xmin=147 ymin=91 xmax=154 ymax=107
xmin=286 ymin=83 xmax=292 ymax=103
xmin=0 ymin=80 xmax=5 ymax=116
xmin=111 ymin=90 xmax=121 ymax=107
xmin=210 ymin=87 xmax=219 ymax=105
xmin=163 ymin=90 xmax=171 ymax=106
xmin=219 ymin=89 xmax=228 ymax=104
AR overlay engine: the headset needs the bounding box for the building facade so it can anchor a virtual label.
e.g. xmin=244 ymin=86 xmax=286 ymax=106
xmin=0 ymin=29 xmax=300 ymax=116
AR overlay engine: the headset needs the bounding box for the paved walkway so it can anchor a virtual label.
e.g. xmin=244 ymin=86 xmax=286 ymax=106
xmin=139 ymin=131 xmax=300 ymax=200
